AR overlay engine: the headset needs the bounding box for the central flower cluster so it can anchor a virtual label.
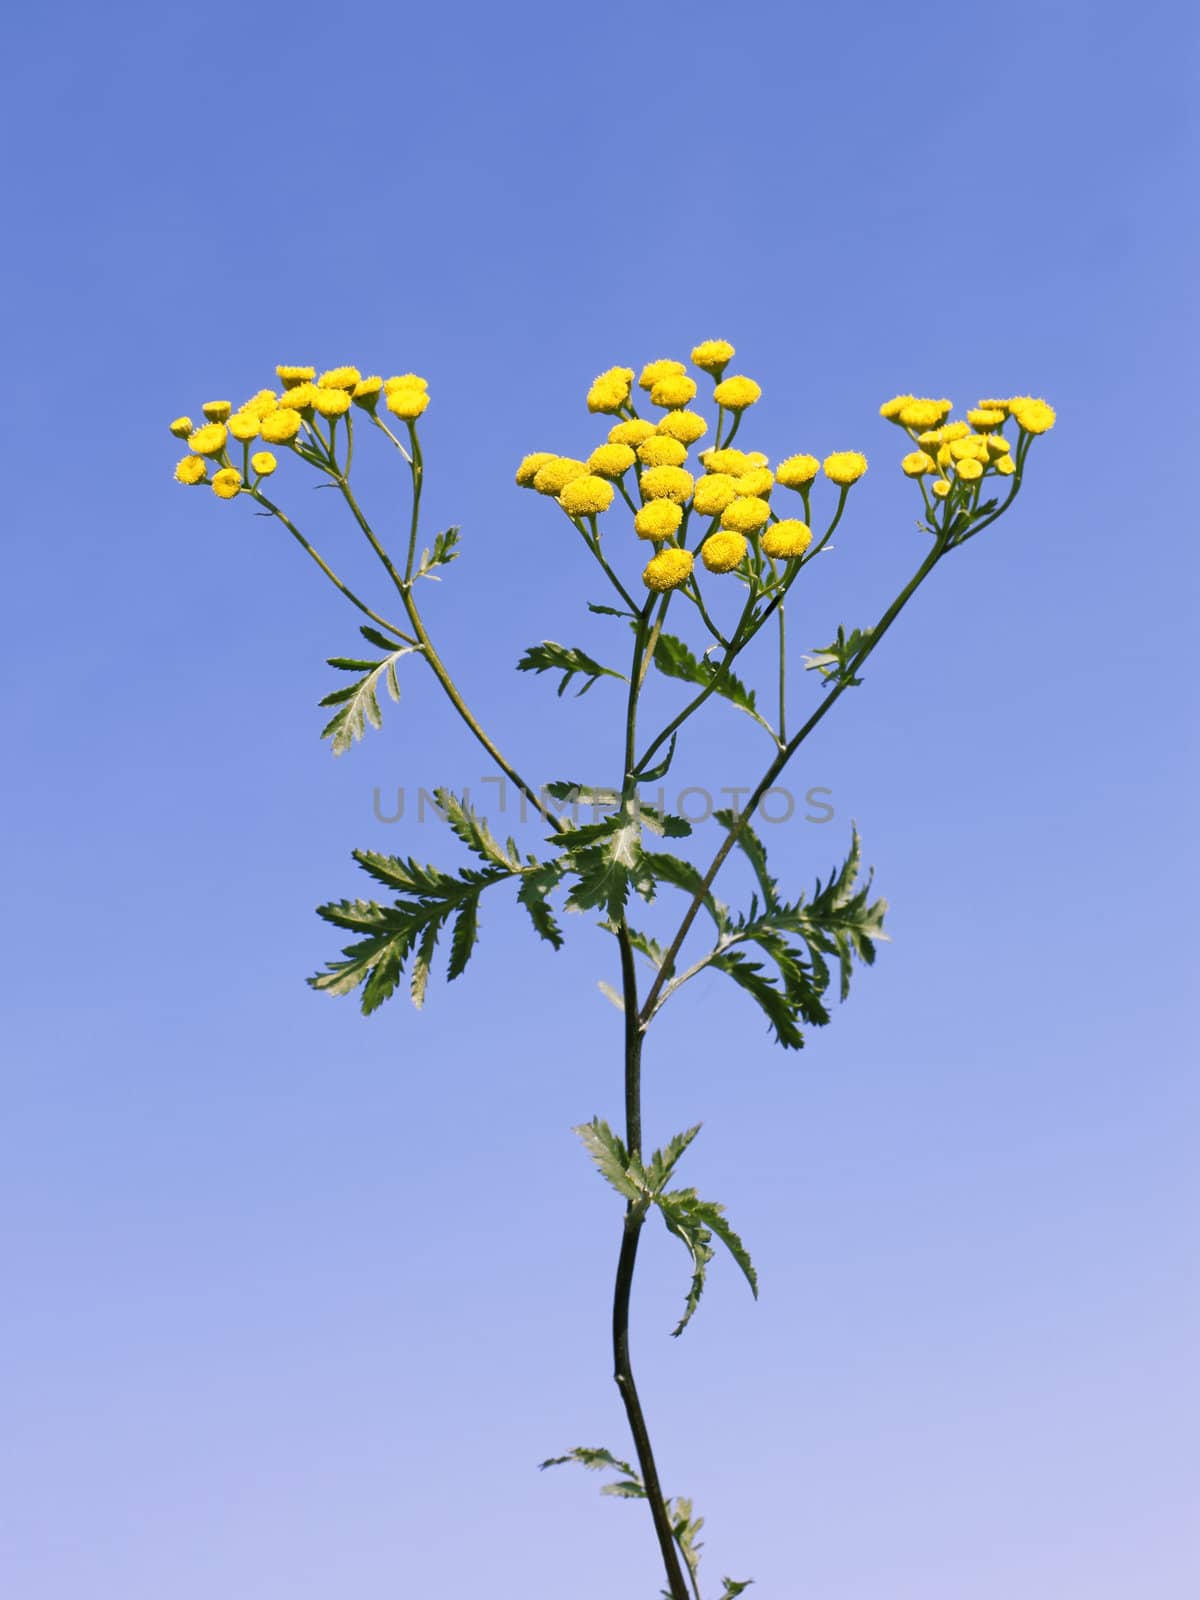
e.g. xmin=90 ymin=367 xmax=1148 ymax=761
xmin=515 ymin=343 xmax=867 ymax=595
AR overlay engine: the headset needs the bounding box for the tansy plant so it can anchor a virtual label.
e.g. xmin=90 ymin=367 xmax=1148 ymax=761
xmin=168 ymin=350 xmax=1055 ymax=1600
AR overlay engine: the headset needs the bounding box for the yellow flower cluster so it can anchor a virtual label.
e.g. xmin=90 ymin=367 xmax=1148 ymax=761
xmin=169 ymin=361 xmax=431 ymax=497
xmin=880 ymin=391 xmax=1055 ymax=496
xmin=517 ymin=341 xmax=867 ymax=593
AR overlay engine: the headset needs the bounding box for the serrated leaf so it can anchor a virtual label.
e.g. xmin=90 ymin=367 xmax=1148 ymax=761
xmin=642 ymin=852 xmax=726 ymax=929
xmin=709 ymin=948 xmax=806 ymax=1049
xmin=721 ymin=1579 xmax=754 ymax=1596
xmin=573 ymin=1118 xmax=644 ymax=1202
xmin=312 ymin=850 xmax=520 ymax=1014
xmin=803 ymin=624 xmax=874 ymax=690
xmin=415 ymin=524 xmax=462 ymax=579
xmin=645 ymin=1123 xmax=703 ymax=1193
xmin=657 ymin=1184 xmax=758 ymax=1334
xmin=642 ymin=628 xmax=758 ymax=719
xmin=517 ymin=640 xmax=627 ymax=698
xmin=434 ymin=788 xmax=521 ymax=868
xmin=713 ymin=808 xmax=778 ymax=908
xmin=320 ymin=636 xmax=418 ymax=755
xmin=588 ymin=601 xmax=635 ymax=619
xmin=517 ymin=861 xmax=565 ymax=948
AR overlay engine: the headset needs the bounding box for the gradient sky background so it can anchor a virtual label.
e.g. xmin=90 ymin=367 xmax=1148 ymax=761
xmin=2 ymin=4 xmax=1197 ymax=1597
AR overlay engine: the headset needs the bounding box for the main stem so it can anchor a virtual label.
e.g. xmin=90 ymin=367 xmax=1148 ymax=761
xmin=610 ymin=607 xmax=691 ymax=1600
xmin=613 ymin=928 xmax=690 ymax=1600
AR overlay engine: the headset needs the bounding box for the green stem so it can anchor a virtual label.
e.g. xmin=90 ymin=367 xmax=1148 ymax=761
xmin=639 ymin=535 xmax=950 ymax=1024
xmin=250 ymin=490 xmax=416 ymax=644
xmin=778 ymin=594 xmax=787 ymax=743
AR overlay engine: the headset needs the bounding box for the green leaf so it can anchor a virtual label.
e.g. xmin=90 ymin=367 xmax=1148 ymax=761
xmin=636 ymin=803 xmax=692 ymax=840
xmin=517 ymin=640 xmax=627 ymax=698
xmin=311 ymin=851 xmax=518 ymax=1013
xmin=573 ymin=1118 xmax=646 ymax=1203
xmin=721 ymin=1579 xmax=755 ymax=1596
xmin=517 ymin=861 xmax=565 ymax=948
xmin=414 ymin=524 xmax=462 ymax=579
xmin=643 ymin=628 xmax=758 ymax=720
xmin=539 ymin=1445 xmax=638 ymax=1478
xmin=588 ymin=601 xmax=635 ymax=620
xmin=709 ymin=948 xmax=806 ymax=1049
xmin=657 ymin=1184 xmax=759 ymax=1335
xmin=565 ymin=816 xmax=653 ymax=921
xmin=639 ymin=732 xmax=678 ymax=784
xmin=657 ymin=1191 xmax=714 ymax=1335
xmin=642 ymin=852 xmax=726 ymax=929
xmin=713 ymin=808 xmax=778 ymax=909
xmin=644 ymin=1123 xmax=703 ymax=1193
xmin=319 ymin=630 xmax=419 ymax=755
xmin=803 ymin=624 xmax=875 ymax=690
xmin=433 ymin=788 xmax=521 ymax=869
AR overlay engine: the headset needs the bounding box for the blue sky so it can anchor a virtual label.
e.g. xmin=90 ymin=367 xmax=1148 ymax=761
xmin=1 ymin=3 xmax=1196 ymax=1597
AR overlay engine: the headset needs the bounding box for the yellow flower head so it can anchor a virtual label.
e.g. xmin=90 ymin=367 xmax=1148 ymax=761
xmin=638 ymin=434 xmax=689 ymax=468
xmin=967 ymin=407 xmax=1005 ymax=432
xmin=239 ymin=389 xmax=279 ymax=420
xmin=691 ymin=339 xmax=735 ymax=375
xmin=586 ymin=366 xmax=634 ymax=414
xmin=940 ymin=421 xmax=971 ymax=443
xmin=775 ymin=453 xmax=821 ymax=488
xmin=228 ymin=412 xmax=260 ymax=442
xmin=559 ymin=474 xmax=616 ymax=516
xmin=736 ymin=465 xmax=774 ymax=497
xmin=720 ymin=495 xmax=771 ymax=532
xmin=202 ymin=400 xmax=231 ymax=421
xmin=712 ymin=374 xmax=762 ymax=411
xmin=384 ymin=373 xmax=429 ymax=394
xmin=313 ymin=388 xmax=352 ymax=417
xmin=932 ymin=478 xmax=952 ymax=498
xmin=901 ymin=450 xmax=936 ymax=477
xmin=639 ymin=464 xmax=694 ymax=503
xmin=1009 ymin=397 xmax=1056 ymax=434
xmin=187 ymin=422 xmax=228 ymax=457
xmin=211 ymin=467 xmax=243 ymax=499
xmin=319 ymin=366 xmax=362 ymax=390
xmin=897 ymin=398 xmax=953 ymax=430
xmin=994 ymin=455 xmax=1016 ymax=476
xmin=609 ymin=418 xmax=658 ymax=447
xmin=276 ymin=365 xmax=315 ymax=388
xmin=516 ymin=452 xmax=557 ymax=487
xmin=251 ymin=451 xmax=277 ymax=477
xmin=638 ymin=358 xmax=686 ymax=391
xmin=701 ymin=531 xmax=748 ymax=573
xmin=761 ymin=520 xmax=813 ymax=560
xmin=977 ymin=398 xmax=1011 ymax=414
xmin=642 ymin=547 xmax=694 ymax=591
xmin=260 ymin=410 xmax=303 ymax=444
xmin=950 ymin=434 xmax=989 ymax=462
xmin=823 ymin=451 xmax=868 ymax=487
xmin=986 ymin=434 xmax=1011 ymax=457
xmin=588 ymin=442 xmax=636 ymax=478
xmin=634 ymin=500 xmax=684 ymax=541
xmin=174 ymin=454 xmax=207 ymax=485
xmin=879 ymin=394 xmax=916 ymax=420
xmin=744 ymin=451 xmax=769 ymax=468
xmin=353 ymin=376 xmax=384 ymax=407
xmin=955 ymin=457 xmax=984 ymax=482
xmin=169 ymin=416 xmax=193 ymax=438
xmin=917 ymin=427 xmax=947 ymax=449
xmin=387 ymin=387 xmax=430 ymax=420
xmin=692 ymin=473 xmax=740 ymax=517
xmin=278 ymin=383 xmax=319 ymax=411
xmin=656 ymin=408 xmax=708 ymax=445
xmin=651 ymin=373 xmax=698 ymax=409
xmin=533 ymin=457 xmax=589 ymax=496
xmin=937 ymin=444 xmax=953 ymax=468
xmin=700 ymin=447 xmax=751 ymax=476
